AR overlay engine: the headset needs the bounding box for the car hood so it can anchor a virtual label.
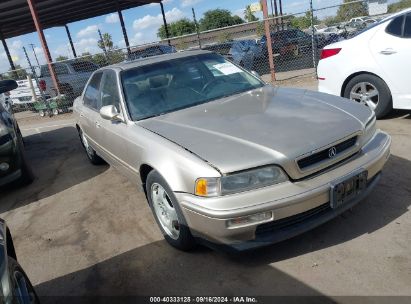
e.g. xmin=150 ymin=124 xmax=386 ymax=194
xmin=138 ymin=86 xmax=371 ymax=177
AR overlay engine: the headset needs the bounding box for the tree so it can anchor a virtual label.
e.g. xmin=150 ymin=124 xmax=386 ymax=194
xmin=8 ymin=64 xmax=27 ymax=80
xmin=335 ymin=0 xmax=368 ymax=23
xmin=98 ymin=33 xmax=114 ymax=51
xmin=289 ymin=11 xmax=319 ymax=30
xmin=157 ymin=18 xmax=196 ymax=39
xmin=56 ymin=55 xmax=69 ymax=62
xmin=388 ymin=0 xmax=411 ymax=13
xmin=199 ymin=9 xmax=244 ymax=31
xmin=244 ymin=5 xmax=259 ymax=22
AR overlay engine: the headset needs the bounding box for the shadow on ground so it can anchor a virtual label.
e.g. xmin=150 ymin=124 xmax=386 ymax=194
xmin=0 ymin=127 xmax=108 ymax=213
xmin=35 ymin=153 xmax=410 ymax=299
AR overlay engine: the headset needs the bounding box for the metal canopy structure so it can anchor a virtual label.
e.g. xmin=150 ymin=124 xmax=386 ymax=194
xmin=0 ymin=0 xmax=168 ymax=95
xmin=0 ymin=0 xmax=160 ymax=39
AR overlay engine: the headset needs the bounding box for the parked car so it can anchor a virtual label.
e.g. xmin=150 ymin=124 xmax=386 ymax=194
xmin=128 ymin=44 xmax=176 ymax=60
xmin=0 ymin=218 xmax=39 ymax=303
xmin=10 ymin=78 xmax=50 ymax=112
xmin=318 ymin=8 xmax=411 ymax=118
xmin=39 ymin=60 xmax=99 ymax=103
xmin=260 ymin=28 xmax=312 ymax=59
xmin=74 ymin=50 xmax=390 ymax=251
xmin=0 ymin=80 xmax=34 ymax=188
xmin=227 ymin=40 xmax=263 ymax=70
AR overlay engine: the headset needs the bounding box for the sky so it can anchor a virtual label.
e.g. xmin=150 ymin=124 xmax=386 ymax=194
xmin=0 ymin=0 xmax=398 ymax=73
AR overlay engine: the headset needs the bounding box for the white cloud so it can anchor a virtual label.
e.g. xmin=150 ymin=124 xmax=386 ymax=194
xmin=149 ymin=0 xmax=173 ymax=6
xmin=181 ymin=0 xmax=202 ymax=8
xmin=105 ymin=13 xmax=119 ymax=24
xmin=132 ymin=7 xmax=184 ymax=31
xmin=233 ymin=8 xmax=245 ymax=19
xmin=11 ymin=40 xmax=23 ymax=49
xmin=77 ymin=25 xmax=99 ymax=38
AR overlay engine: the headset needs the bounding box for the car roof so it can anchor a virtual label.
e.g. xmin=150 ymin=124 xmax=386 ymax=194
xmin=107 ymin=50 xmax=213 ymax=71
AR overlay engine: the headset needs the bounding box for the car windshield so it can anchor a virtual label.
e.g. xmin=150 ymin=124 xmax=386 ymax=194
xmin=121 ymin=53 xmax=264 ymax=121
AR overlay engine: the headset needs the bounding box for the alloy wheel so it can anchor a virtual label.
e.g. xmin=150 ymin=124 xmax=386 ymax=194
xmin=349 ymin=82 xmax=379 ymax=110
xmin=151 ymin=183 xmax=180 ymax=240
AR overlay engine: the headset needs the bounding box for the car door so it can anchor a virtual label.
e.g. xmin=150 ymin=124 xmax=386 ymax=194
xmin=369 ymin=13 xmax=411 ymax=106
xmin=97 ymin=69 xmax=136 ymax=179
xmin=79 ymin=72 xmax=103 ymax=151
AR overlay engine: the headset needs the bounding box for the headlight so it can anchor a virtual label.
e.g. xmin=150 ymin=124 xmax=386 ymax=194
xmin=195 ymin=166 xmax=288 ymax=197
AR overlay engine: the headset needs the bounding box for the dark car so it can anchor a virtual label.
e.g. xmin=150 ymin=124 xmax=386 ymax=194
xmin=0 ymin=218 xmax=39 ymax=303
xmin=260 ymin=28 xmax=312 ymax=59
xmin=0 ymin=80 xmax=34 ymax=188
xmin=128 ymin=44 xmax=176 ymax=60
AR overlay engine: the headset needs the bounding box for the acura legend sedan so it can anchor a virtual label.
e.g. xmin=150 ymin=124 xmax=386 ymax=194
xmin=73 ymin=50 xmax=391 ymax=251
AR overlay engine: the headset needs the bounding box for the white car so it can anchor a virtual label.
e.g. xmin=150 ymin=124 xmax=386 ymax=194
xmin=318 ymin=9 xmax=411 ymax=118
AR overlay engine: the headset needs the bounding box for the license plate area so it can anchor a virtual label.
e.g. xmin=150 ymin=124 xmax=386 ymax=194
xmin=330 ymin=171 xmax=368 ymax=209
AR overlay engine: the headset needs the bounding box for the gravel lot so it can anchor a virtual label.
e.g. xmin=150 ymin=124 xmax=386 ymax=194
xmin=2 ymin=79 xmax=411 ymax=301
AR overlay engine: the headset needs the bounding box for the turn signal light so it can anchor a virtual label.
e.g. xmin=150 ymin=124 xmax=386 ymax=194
xmin=320 ymin=48 xmax=342 ymax=60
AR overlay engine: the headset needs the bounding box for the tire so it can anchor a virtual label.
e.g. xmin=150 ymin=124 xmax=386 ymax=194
xmin=78 ymin=128 xmax=105 ymax=165
xmin=8 ymin=257 xmax=39 ymax=304
xmin=15 ymin=133 xmax=34 ymax=186
xmin=344 ymin=74 xmax=392 ymax=119
xmin=146 ymin=170 xmax=196 ymax=251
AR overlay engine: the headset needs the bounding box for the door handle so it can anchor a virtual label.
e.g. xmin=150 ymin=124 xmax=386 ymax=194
xmin=95 ymin=121 xmax=100 ymax=128
xmin=380 ymin=48 xmax=397 ymax=55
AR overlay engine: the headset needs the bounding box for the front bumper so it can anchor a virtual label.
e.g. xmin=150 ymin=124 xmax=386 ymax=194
xmin=176 ymin=130 xmax=391 ymax=250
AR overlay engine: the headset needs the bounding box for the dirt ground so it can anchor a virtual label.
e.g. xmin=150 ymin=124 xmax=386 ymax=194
xmin=1 ymin=79 xmax=410 ymax=301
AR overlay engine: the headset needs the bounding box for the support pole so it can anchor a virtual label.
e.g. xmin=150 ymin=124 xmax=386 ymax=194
xmin=309 ymin=0 xmax=317 ymax=76
xmin=0 ymin=31 xmax=16 ymax=76
xmin=26 ymin=0 xmax=60 ymax=95
xmin=272 ymin=0 xmax=279 ymax=30
xmin=160 ymin=1 xmax=171 ymax=46
xmin=64 ymin=25 xmax=77 ymax=58
xmin=29 ymin=43 xmax=40 ymax=66
xmin=262 ymin=0 xmax=276 ymax=82
xmin=279 ymin=0 xmax=284 ymax=29
xmin=192 ymin=7 xmax=201 ymax=49
xmin=117 ymin=9 xmax=131 ymax=53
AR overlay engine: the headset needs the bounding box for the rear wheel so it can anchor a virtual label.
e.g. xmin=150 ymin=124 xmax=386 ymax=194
xmin=344 ymin=74 xmax=392 ymax=119
xmin=146 ymin=170 xmax=196 ymax=251
xmin=78 ymin=128 xmax=105 ymax=165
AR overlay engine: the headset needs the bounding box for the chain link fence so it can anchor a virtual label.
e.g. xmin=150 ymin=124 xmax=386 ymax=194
xmin=0 ymin=0 xmax=396 ymax=118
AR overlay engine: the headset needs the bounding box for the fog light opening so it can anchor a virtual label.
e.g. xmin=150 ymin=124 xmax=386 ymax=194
xmin=0 ymin=162 xmax=9 ymax=171
xmin=227 ymin=211 xmax=273 ymax=228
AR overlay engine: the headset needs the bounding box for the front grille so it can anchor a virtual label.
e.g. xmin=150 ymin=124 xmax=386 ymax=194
xmin=255 ymin=203 xmax=330 ymax=236
xmin=297 ymin=136 xmax=357 ymax=170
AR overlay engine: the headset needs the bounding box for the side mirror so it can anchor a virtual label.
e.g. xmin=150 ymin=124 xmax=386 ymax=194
xmin=100 ymin=105 xmax=123 ymax=122
xmin=0 ymin=80 xmax=18 ymax=94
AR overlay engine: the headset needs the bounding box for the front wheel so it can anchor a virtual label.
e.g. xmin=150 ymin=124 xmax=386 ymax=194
xmin=344 ymin=74 xmax=392 ymax=119
xmin=146 ymin=170 xmax=196 ymax=251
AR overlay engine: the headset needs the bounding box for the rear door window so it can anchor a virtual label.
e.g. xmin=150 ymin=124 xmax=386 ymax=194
xmin=386 ymin=15 xmax=404 ymax=37
xmin=83 ymin=72 xmax=103 ymax=110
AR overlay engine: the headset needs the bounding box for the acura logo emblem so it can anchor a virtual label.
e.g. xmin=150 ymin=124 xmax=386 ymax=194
xmin=328 ymin=147 xmax=337 ymax=158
